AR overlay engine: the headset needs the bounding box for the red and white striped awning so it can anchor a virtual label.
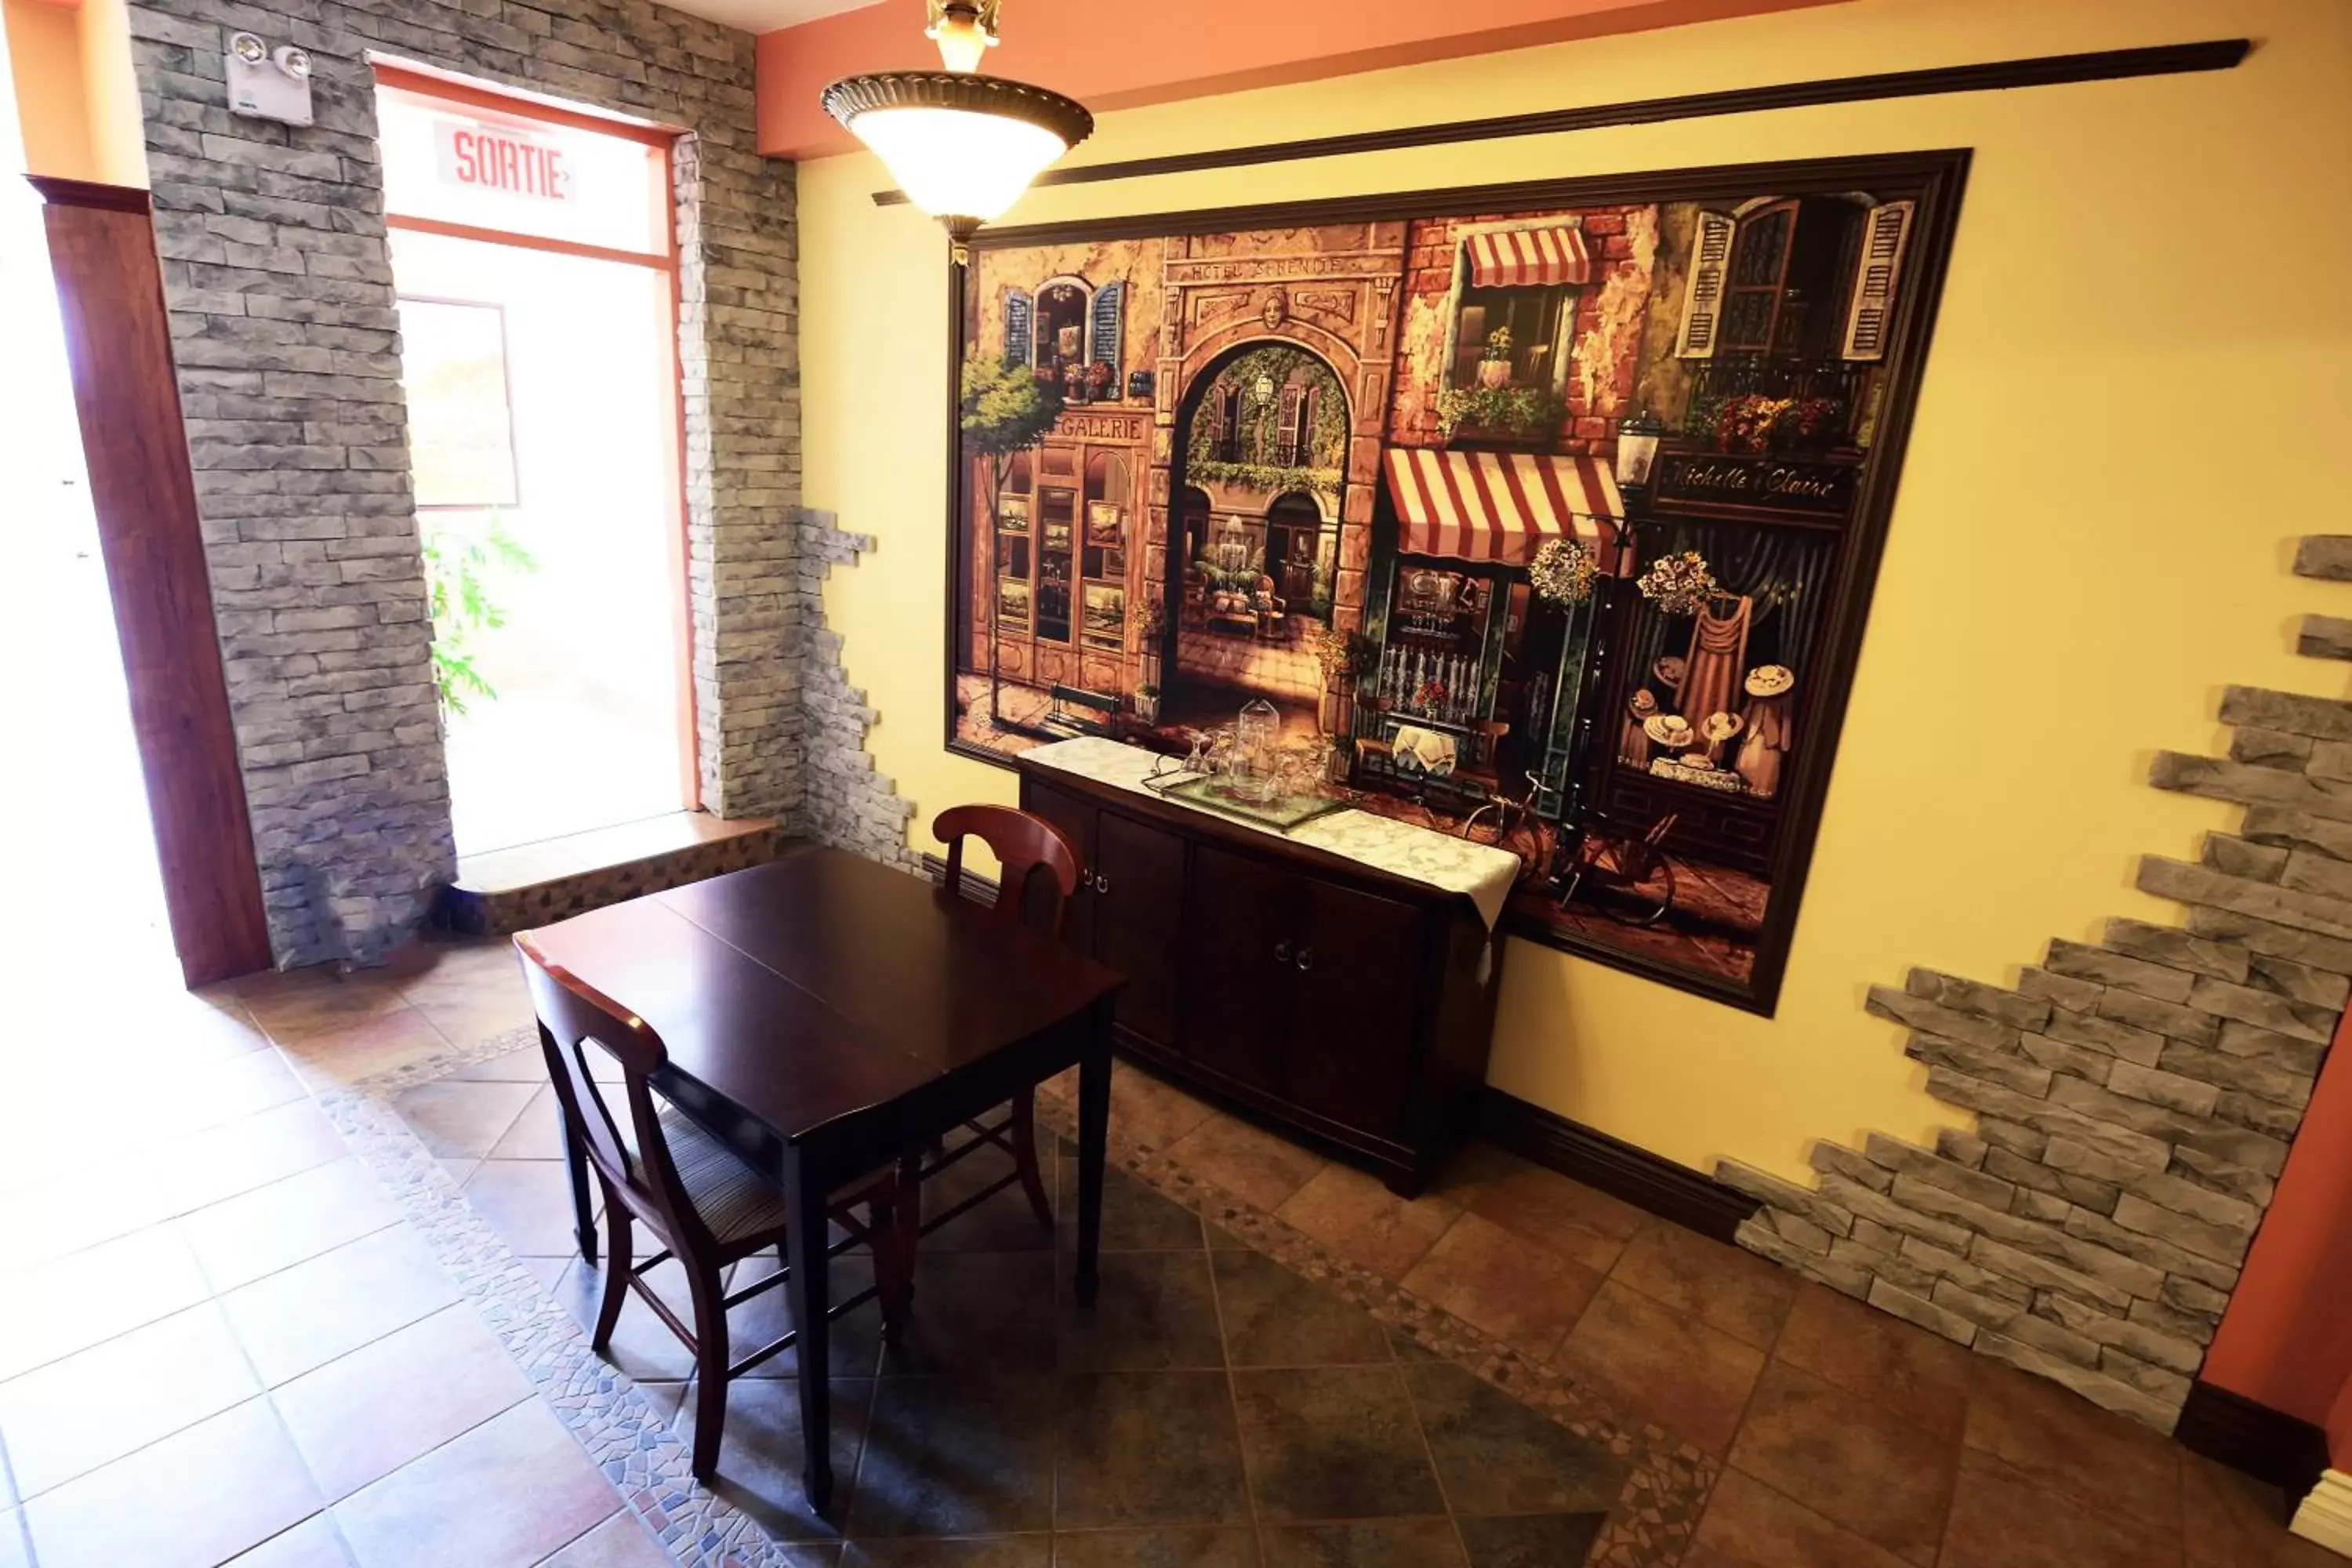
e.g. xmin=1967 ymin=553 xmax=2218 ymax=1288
xmin=1384 ymin=448 xmax=1626 ymax=568
xmin=1465 ymin=226 xmax=1592 ymax=289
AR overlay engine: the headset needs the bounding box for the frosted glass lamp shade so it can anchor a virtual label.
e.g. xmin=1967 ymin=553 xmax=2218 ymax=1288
xmin=823 ymin=71 xmax=1093 ymax=233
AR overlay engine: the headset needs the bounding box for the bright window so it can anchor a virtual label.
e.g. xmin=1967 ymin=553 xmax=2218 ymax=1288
xmin=378 ymin=69 xmax=693 ymax=857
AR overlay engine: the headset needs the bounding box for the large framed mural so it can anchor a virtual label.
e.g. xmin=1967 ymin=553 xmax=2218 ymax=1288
xmin=946 ymin=151 xmax=1969 ymax=1011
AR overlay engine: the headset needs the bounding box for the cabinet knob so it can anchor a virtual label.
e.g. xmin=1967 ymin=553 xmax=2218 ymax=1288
xmin=1295 ymin=946 xmax=1314 ymax=972
xmin=1273 ymin=940 xmax=1290 ymax=964
xmin=1094 ymin=872 xmax=1111 ymax=895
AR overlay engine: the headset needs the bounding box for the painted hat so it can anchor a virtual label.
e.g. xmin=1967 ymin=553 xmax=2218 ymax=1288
xmin=1643 ymin=713 xmax=1695 ymax=750
xmin=1628 ymin=689 xmax=1659 ymax=717
xmin=1653 ymin=655 xmax=1687 ymax=689
xmin=1704 ymin=710 xmax=1744 ymax=742
xmin=1744 ymin=665 xmax=1795 ymax=697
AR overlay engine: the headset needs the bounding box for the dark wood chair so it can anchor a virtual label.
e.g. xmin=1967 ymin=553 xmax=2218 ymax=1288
xmin=906 ymin=805 xmax=1084 ymax=1268
xmin=515 ymin=933 xmax=909 ymax=1479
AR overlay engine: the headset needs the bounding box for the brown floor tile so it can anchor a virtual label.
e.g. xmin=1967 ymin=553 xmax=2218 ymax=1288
xmin=20 ymin=1398 xmax=320 ymax=1568
xmin=1726 ymin=1360 xmax=1959 ymax=1565
xmin=1608 ymin=1221 xmax=1797 ymax=1352
xmin=179 ymin=1158 xmax=401 ymax=1292
xmin=1212 ymin=1249 xmax=1392 ymax=1367
xmin=1962 ymin=1357 xmax=2181 ymax=1534
xmin=273 ymin=1303 xmax=532 ymax=1499
xmin=221 ymin=1225 xmax=463 ymax=1386
xmin=1051 ymin=1525 xmax=1256 ymax=1568
xmin=670 ymin=1376 xmax=873 ymax=1541
xmin=1275 ymin=1165 xmax=1458 ymax=1280
xmin=1769 ymin=1281 xmax=1972 ymax=1439
xmin=1939 ymin=1446 xmax=2175 ymax=1568
xmin=1404 ymin=1359 xmax=1625 ymax=1517
xmin=409 ymin=988 xmax=534 ymax=1052
xmin=0 ymin=1300 xmax=260 ymax=1496
xmin=1453 ymin=1512 xmax=1607 ymax=1568
xmin=223 ymin=1514 xmax=352 ymax=1566
xmin=387 ymin=1080 xmax=539 ymax=1159
xmin=1684 ymin=1468 xmax=1911 ymax=1568
xmin=2182 ymin=1450 xmax=2308 ymax=1567
xmin=1553 ymin=1279 xmax=1764 ymax=1457
xmin=331 ymin=1399 xmax=619 ymax=1568
xmin=848 ymin=1375 xmax=1058 ymax=1537
xmin=1054 ymin=1371 xmax=1251 ymax=1529
xmin=1232 ymin=1365 xmax=1445 ymax=1522
xmin=1163 ymin=1112 xmax=1328 ymax=1211
xmin=278 ymin=1011 xmax=455 ymax=1091
xmin=1258 ymin=1519 xmax=1464 ymax=1567
xmin=233 ymin=971 xmax=412 ymax=1044
xmin=1399 ymin=1213 xmax=1599 ymax=1363
xmin=0 ymin=1222 xmax=212 ymax=1382
xmin=1105 ymin=1064 xmax=1217 ymax=1152
xmin=1463 ymin=1161 xmax=1648 ymax=1276
xmin=539 ymin=1509 xmax=674 ymax=1567
xmin=463 ymin=1158 xmax=591 ymax=1258
xmin=843 ymin=1540 xmax=1048 ymax=1566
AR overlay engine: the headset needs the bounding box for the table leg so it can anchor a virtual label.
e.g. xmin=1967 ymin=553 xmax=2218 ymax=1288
xmin=1073 ymin=1007 xmax=1112 ymax=1305
xmin=784 ymin=1155 xmax=834 ymax=1512
xmin=559 ymin=1100 xmax=598 ymax=1267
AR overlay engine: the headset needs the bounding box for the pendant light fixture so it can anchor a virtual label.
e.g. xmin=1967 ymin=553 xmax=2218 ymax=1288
xmin=822 ymin=1 xmax=1093 ymax=261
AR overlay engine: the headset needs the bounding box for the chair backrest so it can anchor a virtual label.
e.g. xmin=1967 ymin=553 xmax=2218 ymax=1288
xmin=934 ymin=804 xmax=1083 ymax=938
xmin=513 ymin=933 xmax=708 ymax=1250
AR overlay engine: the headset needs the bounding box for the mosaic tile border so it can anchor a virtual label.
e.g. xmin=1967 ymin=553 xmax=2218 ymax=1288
xmin=340 ymin=1031 xmax=1716 ymax=1568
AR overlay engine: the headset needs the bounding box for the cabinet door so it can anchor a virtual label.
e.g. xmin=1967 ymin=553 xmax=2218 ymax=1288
xmin=1091 ymin=810 xmax=1188 ymax=1048
xmin=1178 ymin=844 xmax=1297 ymax=1096
xmin=1285 ymin=880 xmax=1425 ymax=1138
xmin=1021 ymin=779 xmax=1097 ymax=949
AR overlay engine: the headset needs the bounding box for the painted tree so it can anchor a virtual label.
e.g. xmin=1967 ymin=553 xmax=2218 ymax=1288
xmin=960 ymin=354 xmax=1065 ymax=725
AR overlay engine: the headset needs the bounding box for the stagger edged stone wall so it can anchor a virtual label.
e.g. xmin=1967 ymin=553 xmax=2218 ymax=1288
xmin=1726 ymin=537 xmax=2352 ymax=1432
xmin=128 ymin=0 xmax=800 ymax=964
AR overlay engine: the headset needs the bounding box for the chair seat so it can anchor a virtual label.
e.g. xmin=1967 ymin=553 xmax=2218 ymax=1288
xmin=657 ymin=1108 xmax=891 ymax=1247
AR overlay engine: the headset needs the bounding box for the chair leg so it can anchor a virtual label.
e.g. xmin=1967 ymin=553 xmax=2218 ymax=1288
xmin=1009 ymin=1088 xmax=1053 ymax=1230
xmin=591 ymin=1192 xmax=631 ymax=1354
xmin=687 ymin=1261 xmax=731 ymax=1480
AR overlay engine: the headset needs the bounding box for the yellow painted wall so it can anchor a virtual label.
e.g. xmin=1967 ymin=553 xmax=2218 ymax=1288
xmin=2 ymin=0 xmax=144 ymax=184
xmin=797 ymin=0 xmax=2352 ymax=1181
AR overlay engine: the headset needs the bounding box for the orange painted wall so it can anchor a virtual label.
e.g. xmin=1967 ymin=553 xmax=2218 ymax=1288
xmin=2201 ymin=1009 xmax=2352 ymax=1435
xmin=4 ymin=0 xmax=96 ymax=179
xmin=755 ymin=0 xmax=1841 ymax=158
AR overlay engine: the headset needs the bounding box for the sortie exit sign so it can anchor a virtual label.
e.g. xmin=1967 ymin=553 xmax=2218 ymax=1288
xmin=434 ymin=118 xmax=574 ymax=201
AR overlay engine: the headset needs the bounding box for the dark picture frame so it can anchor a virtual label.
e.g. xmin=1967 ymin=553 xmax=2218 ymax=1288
xmin=941 ymin=149 xmax=1970 ymax=1013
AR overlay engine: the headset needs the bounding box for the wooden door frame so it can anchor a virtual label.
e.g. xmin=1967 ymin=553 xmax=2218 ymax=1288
xmin=31 ymin=176 xmax=274 ymax=986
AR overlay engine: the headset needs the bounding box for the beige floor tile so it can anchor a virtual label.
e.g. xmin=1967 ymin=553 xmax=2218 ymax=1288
xmin=168 ymin=1100 xmax=354 ymax=1215
xmin=1274 ymin=1164 xmax=1459 ymax=1280
xmin=465 ymin=1159 xmax=593 ymax=1258
xmin=0 ymin=1513 xmax=26 ymax=1568
xmin=234 ymin=971 xmax=414 ymax=1046
xmin=1463 ymin=1160 xmax=1650 ymax=1276
xmin=1555 ymin=1280 xmax=1766 ymax=1457
xmin=332 ymin=1399 xmax=621 ymax=1568
xmin=1105 ymin=1063 xmax=1216 ymax=1152
xmin=1163 ymin=1112 xmax=1327 ymax=1211
xmin=274 ymin=1303 xmax=533 ymax=1499
xmin=389 ymin=1080 xmax=540 ymax=1159
xmin=448 ymin=1047 xmax=552 ymax=1083
xmin=488 ymin=1083 xmax=566 ymax=1160
xmin=180 ymin=1158 xmax=401 ymax=1292
xmin=0 ymin=1300 xmax=260 ymax=1495
xmin=0 ymin=1222 xmax=212 ymax=1383
xmin=20 ymin=1399 xmax=320 ymax=1568
xmin=221 ymin=1225 xmax=463 ymax=1385
xmin=537 ymin=1509 xmax=677 ymax=1566
xmin=1608 ymin=1220 xmax=1798 ymax=1352
xmin=280 ymin=1011 xmax=459 ymax=1091
xmin=224 ymin=1512 xmax=354 ymax=1566
xmin=1399 ymin=1211 xmax=1599 ymax=1363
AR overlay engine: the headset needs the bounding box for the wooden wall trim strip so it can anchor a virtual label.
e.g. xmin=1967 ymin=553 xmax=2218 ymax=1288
xmin=1477 ymin=1088 xmax=1761 ymax=1243
xmin=2176 ymin=1381 xmax=2332 ymax=1502
xmin=872 ymin=38 xmax=2249 ymax=206
xmin=36 ymin=178 xmax=275 ymax=986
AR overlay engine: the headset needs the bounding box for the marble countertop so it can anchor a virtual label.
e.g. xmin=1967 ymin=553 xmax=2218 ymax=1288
xmin=1024 ymin=737 xmax=1520 ymax=930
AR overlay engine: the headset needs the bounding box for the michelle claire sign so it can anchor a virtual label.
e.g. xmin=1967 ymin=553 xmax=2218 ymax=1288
xmin=434 ymin=118 xmax=575 ymax=202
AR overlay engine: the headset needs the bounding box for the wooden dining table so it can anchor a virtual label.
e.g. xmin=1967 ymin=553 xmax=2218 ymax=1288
xmin=520 ymin=843 xmax=1125 ymax=1508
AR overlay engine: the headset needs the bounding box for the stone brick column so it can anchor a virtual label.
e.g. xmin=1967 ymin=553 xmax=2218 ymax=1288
xmin=125 ymin=0 xmax=799 ymax=965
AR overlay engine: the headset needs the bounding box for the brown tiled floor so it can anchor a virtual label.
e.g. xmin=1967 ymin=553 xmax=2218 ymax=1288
xmin=2 ymin=931 xmax=2341 ymax=1566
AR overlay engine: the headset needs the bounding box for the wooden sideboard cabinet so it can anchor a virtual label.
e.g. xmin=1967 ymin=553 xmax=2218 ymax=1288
xmin=1017 ymin=758 xmax=1503 ymax=1196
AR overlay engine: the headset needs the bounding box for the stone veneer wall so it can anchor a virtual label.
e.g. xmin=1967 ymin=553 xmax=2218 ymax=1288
xmin=794 ymin=508 xmax=920 ymax=869
xmin=1723 ymin=535 xmax=2352 ymax=1432
xmin=126 ymin=0 xmax=800 ymax=964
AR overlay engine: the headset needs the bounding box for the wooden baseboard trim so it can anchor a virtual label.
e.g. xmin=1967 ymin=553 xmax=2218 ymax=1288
xmin=2293 ymin=1470 xmax=2352 ymax=1555
xmin=2175 ymin=1381 xmax=2331 ymax=1504
xmin=1477 ymin=1088 xmax=1759 ymax=1243
xmin=921 ymin=851 xmax=999 ymax=908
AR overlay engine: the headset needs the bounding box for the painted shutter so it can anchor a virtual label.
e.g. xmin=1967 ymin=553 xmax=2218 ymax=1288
xmin=1673 ymin=209 xmax=1736 ymax=359
xmin=1003 ymin=288 xmax=1033 ymax=365
xmin=1089 ymin=280 xmax=1124 ymax=368
xmin=1278 ymin=384 xmax=1305 ymax=463
xmin=1841 ymin=199 xmax=1914 ymax=361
